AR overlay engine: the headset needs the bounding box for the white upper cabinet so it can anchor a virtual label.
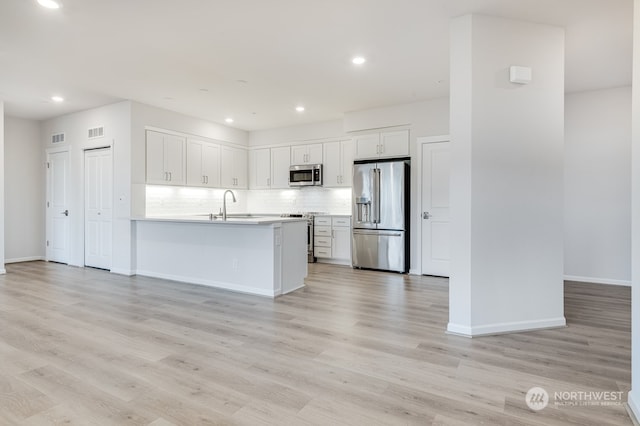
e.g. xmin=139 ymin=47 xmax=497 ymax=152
xmin=221 ymin=145 xmax=248 ymax=189
xmin=249 ymin=146 xmax=290 ymax=189
xmin=353 ymin=134 xmax=380 ymax=160
xmin=270 ymin=146 xmax=291 ymax=189
xmin=340 ymin=140 xmax=355 ymax=187
xmin=323 ymin=140 xmax=354 ymax=187
xmin=379 ymin=130 xmax=410 ymax=158
xmin=250 ymin=148 xmax=271 ymax=189
xmin=146 ymin=130 xmax=186 ymax=185
xmin=354 ymin=130 xmax=409 ymax=160
xmin=187 ymin=139 xmax=221 ymax=188
xmin=291 ymin=143 xmax=323 ymax=164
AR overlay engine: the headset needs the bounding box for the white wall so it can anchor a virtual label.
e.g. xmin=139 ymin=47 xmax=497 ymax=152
xmin=249 ymin=120 xmax=344 ymax=147
xmin=344 ymin=98 xmax=449 ymax=136
xmin=4 ymin=117 xmax=44 ymax=262
xmin=40 ymin=101 xmax=132 ymax=272
xmin=628 ymin=0 xmax=640 ymax=420
xmin=0 ymin=102 xmax=4 ymax=272
xmin=449 ymin=15 xmax=565 ymax=336
xmin=565 ymin=87 xmax=631 ymax=285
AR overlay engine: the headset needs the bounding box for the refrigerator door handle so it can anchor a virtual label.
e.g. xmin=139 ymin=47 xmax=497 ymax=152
xmin=353 ymin=229 xmax=402 ymax=237
xmin=372 ymin=168 xmax=381 ymax=224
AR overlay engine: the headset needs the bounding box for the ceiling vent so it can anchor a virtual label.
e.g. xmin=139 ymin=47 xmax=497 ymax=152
xmin=51 ymin=132 xmax=65 ymax=144
xmin=88 ymin=126 xmax=104 ymax=139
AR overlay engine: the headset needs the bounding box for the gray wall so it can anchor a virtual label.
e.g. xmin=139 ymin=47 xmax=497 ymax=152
xmin=4 ymin=116 xmax=44 ymax=262
xmin=565 ymin=87 xmax=631 ymax=285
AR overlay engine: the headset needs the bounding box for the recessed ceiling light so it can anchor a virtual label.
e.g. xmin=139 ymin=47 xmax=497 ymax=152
xmin=352 ymin=56 xmax=366 ymax=65
xmin=37 ymin=0 xmax=61 ymax=9
xmin=225 ymin=118 xmax=234 ymax=124
xmin=295 ymin=106 xmax=305 ymax=112
xmin=51 ymin=95 xmax=64 ymax=102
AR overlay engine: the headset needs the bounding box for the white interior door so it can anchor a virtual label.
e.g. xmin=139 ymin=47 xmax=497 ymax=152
xmin=85 ymin=148 xmax=113 ymax=270
xmin=421 ymin=141 xmax=451 ymax=277
xmin=47 ymin=150 xmax=69 ymax=264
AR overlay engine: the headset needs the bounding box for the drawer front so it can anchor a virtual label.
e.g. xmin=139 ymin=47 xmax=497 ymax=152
xmin=314 ymin=236 xmax=331 ymax=247
xmin=314 ymin=216 xmax=331 ymax=226
xmin=314 ymin=246 xmax=332 ymax=258
xmin=332 ymin=217 xmax=351 ymax=227
xmin=314 ymin=226 xmax=331 ymax=236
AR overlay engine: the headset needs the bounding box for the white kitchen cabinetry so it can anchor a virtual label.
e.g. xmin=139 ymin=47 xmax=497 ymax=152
xmin=271 ymin=146 xmax=291 ymax=188
xmin=292 ymin=144 xmax=323 ymax=165
xmin=250 ymin=148 xmax=271 ymax=189
xmin=323 ymin=140 xmax=355 ymax=187
xmin=314 ymin=215 xmax=351 ymax=265
xmin=187 ymin=139 xmax=221 ymax=187
xmin=221 ymin=145 xmax=248 ymax=189
xmin=249 ymin=146 xmax=291 ymax=189
xmin=146 ymin=130 xmax=186 ymax=185
xmin=331 ymin=216 xmax=351 ymax=261
xmin=354 ymin=129 xmax=409 ymax=160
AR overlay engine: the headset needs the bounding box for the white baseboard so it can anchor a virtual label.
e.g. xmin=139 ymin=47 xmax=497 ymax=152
xmin=110 ymin=268 xmax=135 ymax=276
xmin=447 ymin=317 xmax=567 ymax=338
xmin=280 ymin=283 xmax=305 ymax=296
xmin=564 ymin=275 xmax=631 ymax=287
xmin=316 ymin=259 xmax=351 ymax=267
xmin=135 ymin=269 xmax=277 ymax=298
xmin=5 ymin=256 xmax=44 ymax=264
xmin=628 ymin=391 xmax=640 ymax=425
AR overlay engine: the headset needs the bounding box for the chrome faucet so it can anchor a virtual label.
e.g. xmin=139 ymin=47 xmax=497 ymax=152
xmin=222 ymin=190 xmax=236 ymax=220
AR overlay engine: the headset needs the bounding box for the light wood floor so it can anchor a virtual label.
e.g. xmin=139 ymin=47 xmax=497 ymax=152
xmin=0 ymin=261 xmax=631 ymax=425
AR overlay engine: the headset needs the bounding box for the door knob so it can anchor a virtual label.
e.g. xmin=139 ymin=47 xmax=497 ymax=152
xmin=422 ymin=212 xmax=430 ymax=219
xmin=62 ymin=210 xmax=69 ymax=216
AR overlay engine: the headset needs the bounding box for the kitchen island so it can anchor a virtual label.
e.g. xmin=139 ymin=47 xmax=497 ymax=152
xmin=132 ymin=215 xmax=308 ymax=297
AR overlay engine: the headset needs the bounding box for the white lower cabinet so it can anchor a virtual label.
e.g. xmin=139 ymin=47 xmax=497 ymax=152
xmin=314 ymin=215 xmax=351 ymax=265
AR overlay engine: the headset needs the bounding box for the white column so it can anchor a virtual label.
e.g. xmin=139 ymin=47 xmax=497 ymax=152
xmin=448 ymin=15 xmax=565 ymax=336
xmin=628 ymin=1 xmax=640 ymax=420
xmin=0 ymin=101 xmax=5 ymax=274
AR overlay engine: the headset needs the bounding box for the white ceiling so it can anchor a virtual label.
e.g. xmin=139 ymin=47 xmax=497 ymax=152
xmin=0 ymin=0 xmax=632 ymax=131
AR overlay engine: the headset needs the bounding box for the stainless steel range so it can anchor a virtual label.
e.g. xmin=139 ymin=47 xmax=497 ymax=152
xmin=281 ymin=213 xmax=316 ymax=263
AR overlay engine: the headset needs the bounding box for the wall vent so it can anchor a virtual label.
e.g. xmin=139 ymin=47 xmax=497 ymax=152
xmin=51 ymin=132 xmax=65 ymax=144
xmin=88 ymin=126 xmax=104 ymax=139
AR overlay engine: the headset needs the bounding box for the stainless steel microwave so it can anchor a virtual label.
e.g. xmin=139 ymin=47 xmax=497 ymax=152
xmin=289 ymin=164 xmax=323 ymax=187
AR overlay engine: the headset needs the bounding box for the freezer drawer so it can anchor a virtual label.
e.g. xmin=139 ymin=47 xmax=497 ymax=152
xmin=352 ymin=229 xmax=406 ymax=273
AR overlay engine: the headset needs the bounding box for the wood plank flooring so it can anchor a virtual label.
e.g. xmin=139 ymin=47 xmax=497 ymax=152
xmin=0 ymin=261 xmax=631 ymax=425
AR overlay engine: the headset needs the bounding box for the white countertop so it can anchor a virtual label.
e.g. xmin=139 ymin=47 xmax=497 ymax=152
xmin=132 ymin=214 xmax=308 ymax=225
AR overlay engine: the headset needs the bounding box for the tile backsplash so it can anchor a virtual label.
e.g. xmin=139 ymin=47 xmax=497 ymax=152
xmin=247 ymin=188 xmax=352 ymax=215
xmin=146 ymin=185 xmax=352 ymax=216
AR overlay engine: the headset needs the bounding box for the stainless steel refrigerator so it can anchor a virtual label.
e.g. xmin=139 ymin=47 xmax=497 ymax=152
xmin=352 ymin=158 xmax=410 ymax=273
